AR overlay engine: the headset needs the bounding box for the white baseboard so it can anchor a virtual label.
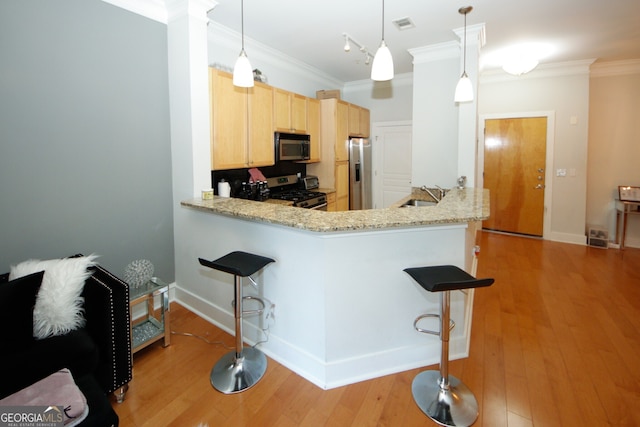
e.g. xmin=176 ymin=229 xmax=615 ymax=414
xmin=173 ymin=286 xmax=469 ymax=390
xmin=546 ymin=231 xmax=587 ymax=245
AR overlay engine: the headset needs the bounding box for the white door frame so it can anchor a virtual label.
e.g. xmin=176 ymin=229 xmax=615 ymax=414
xmin=371 ymin=120 xmax=413 ymax=209
xmin=478 ymin=112 xmax=556 ymax=240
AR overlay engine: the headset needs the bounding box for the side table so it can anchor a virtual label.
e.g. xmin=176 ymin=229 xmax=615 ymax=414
xmin=130 ymin=277 xmax=170 ymax=354
xmin=615 ymin=200 xmax=640 ymax=250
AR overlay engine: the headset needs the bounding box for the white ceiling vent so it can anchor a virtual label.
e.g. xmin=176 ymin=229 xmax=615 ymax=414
xmin=392 ymin=17 xmax=415 ymax=31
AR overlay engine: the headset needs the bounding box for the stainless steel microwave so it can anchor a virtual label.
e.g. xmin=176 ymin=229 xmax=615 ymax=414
xmin=275 ymin=132 xmax=310 ymax=161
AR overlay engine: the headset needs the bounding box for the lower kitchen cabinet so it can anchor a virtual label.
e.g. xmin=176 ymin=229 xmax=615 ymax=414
xmin=325 ymin=191 xmax=336 ymax=212
xmin=335 ymin=161 xmax=349 ymax=211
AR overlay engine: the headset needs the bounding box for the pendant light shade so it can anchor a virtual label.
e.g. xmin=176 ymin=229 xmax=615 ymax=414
xmin=371 ymin=0 xmax=394 ymax=81
xmin=233 ymin=49 xmax=253 ymax=87
xmin=454 ymin=72 xmax=473 ymax=102
xmin=233 ymin=0 xmax=254 ymax=88
xmin=372 ymin=40 xmax=394 ymax=81
xmin=455 ymin=6 xmax=473 ymax=102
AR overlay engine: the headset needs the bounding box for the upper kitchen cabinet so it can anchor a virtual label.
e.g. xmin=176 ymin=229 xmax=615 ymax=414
xmin=209 ymin=68 xmax=274 ymax=170
xmin=248 ymin=82 xmax=276 ymax=167
xmin=348 ymin=104 xmax=371 ymax=138
xmin=306 ymin=98 xmax=321 ymax=163
xmin=335 ymin=100 xmax=349 ymax=162
xmin=274 ymin=88 xmax=308 ymax=134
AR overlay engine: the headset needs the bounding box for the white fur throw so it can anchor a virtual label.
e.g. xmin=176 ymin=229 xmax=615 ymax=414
xmin=9 ymin=254 xmax=99 ymax=339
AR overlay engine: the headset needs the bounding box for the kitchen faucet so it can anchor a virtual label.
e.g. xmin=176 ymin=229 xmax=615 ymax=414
xmin=420 ymin=185 xmax=445 ymax=202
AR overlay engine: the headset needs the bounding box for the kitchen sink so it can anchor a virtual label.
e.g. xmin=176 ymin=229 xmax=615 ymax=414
xmin=400 ymin=199 xmax=438 ymax=208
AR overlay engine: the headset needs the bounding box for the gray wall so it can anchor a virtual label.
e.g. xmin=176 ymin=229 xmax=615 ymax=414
xmin=0 ymin=0 xmax=175 ymax=281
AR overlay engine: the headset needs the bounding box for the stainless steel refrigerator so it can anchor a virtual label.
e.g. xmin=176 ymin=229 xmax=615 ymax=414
xmin=349 ymin=137 xmax=372 ymax=210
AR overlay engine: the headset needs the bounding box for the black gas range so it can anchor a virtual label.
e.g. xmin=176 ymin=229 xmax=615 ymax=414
xmin=266 ymin=175 xmax=327 ymax=210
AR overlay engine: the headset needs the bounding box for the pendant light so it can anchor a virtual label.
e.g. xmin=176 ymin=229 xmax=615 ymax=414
xmin=233 ymin=0 xmax=254 ymax=87
xmin=454 ymin=6 xmax=473 ymax=102
xmin=371 ymin=0 xmax=394 ymax=81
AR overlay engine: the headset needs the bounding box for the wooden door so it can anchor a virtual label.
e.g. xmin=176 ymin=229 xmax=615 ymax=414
xmin=483 ymin=117 xmax=547 ymax=236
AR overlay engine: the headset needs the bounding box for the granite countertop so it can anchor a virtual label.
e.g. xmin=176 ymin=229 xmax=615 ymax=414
xmin=181 ymin=187 xmax=490 ymax=233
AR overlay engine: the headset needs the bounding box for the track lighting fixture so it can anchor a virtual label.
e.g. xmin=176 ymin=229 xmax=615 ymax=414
xmin=342 ymin=33 xmax=374 ymax=66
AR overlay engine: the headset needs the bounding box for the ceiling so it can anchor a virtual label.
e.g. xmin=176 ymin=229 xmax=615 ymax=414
xmin=207 ymin=0 xmax=640 ymax=82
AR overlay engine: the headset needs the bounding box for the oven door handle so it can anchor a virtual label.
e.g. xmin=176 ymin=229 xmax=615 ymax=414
xmin=309 ymin=202 xmax=328 ymax=210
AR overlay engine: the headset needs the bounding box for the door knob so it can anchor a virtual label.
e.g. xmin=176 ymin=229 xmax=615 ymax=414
xmin=534 ymin=184 xmax=545 ymax=189
xmin=538 ymin=168 xmax=544 ymax=173
xmin=538 ymin=176 xmax=543 ymax=180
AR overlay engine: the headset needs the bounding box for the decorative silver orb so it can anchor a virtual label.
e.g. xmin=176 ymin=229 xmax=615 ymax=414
xmin=124 ymin=259 xmax=154 ymax=288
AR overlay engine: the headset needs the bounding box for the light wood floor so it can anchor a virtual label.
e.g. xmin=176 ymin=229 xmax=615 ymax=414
xmin=112 ymin=232 xmax=640 ymax=426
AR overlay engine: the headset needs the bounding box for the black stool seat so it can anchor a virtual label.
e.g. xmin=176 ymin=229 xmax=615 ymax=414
xmin=404 ymin=265 xmax=494 ymax=292
xmin=199 ymin=251 xmax=275 ymax=277
xmin=405 ymin=264 xmax=494 ymax=426
xmin=198 ymin=250 xmax=275 ymax=394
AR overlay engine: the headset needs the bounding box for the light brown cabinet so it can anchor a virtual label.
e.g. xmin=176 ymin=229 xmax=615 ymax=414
xmin=335 ymin=101 xmax=349 ymax=162
xmin=359 ymin=108 xmax=370 ymax=138
xmin=306 ymin=98 xmax=321 ymax=162
xmin=348 ymin=104 xmax=371 ymax=138
xmin=274 ymin=88 xmax=307 ymax=133
xmin=209 ymin=69 xmax=274 ymax=170
xmin=325 ymin=191 xmax=336 ymax=212
xmin=335 ymin=161 xmax=349 ymax=211
xmin=306 ymin=98 xmax=351 ymax=211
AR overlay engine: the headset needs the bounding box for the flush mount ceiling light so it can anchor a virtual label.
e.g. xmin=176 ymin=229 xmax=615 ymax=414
xmin=371 ymin=0 xmax=394 ymax=81
xmin=233 ymin=0 xmax=253 ymax=87
xmin=502 ymin=55 xmax=539 ymax=76
xmin=454 ymin=6 xmax=473 ymax=103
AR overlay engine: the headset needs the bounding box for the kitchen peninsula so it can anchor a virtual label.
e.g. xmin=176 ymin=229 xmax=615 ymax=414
xmin=178 ymin=188 xmax=489 ymax=389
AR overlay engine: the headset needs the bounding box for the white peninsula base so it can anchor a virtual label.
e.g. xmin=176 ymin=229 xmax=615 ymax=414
xmin=175 ymin=206 xmax=482 ymax=389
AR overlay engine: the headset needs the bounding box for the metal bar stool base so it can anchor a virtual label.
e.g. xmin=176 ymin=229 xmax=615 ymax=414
xmin=412 ymin=370 xmax=479 ymax=427
xmin=210 ymin=347 xmax=267 ymax=394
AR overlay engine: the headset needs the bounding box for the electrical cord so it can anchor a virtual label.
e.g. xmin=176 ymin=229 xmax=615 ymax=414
xmin=170 ymin=330 xmax=234 ymax=350
xmin=170 ymin=296 xmax=275 ymax=349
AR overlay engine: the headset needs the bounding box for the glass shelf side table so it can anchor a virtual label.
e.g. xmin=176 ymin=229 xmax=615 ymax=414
xmin=130 ymin=277 xmax=170 ymax=354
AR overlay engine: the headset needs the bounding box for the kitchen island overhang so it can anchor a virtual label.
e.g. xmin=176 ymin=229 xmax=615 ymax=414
xmin=177 ymin=188 xmax=489 ymax=389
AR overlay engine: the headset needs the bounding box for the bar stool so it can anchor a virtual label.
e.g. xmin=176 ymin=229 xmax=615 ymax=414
xmin=404 ymin=265 xmax=494 ymax=427
xmin=198 ymin=251 xmax=275 ymax=393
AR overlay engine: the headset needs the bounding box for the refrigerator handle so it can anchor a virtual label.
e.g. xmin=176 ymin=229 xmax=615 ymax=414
xmin=355 ymin=162 xmax=361 ymax=182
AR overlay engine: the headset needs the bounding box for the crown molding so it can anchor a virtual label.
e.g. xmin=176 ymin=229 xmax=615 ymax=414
xmin=452 ymin=23 xmax=487 ymax=48
xmin=208 ymin=23 xmax=344 ymax=90
xmin=344 ymin=72 xmax=413 ymax=91
xmin=101 ymin=0 xmax=168 ymax=23
xmin=480 ymin=59 xmax=596 ymax=84
xmin=102 ymin=0 xmax=217 ymax=24
xmin=590 ymin=59 xmax=640 ymax=77
xmin=409 ymin=41 xmax=459 ymax=64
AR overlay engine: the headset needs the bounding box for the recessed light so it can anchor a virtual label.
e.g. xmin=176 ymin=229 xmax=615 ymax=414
xmin=392 ymin=16 xmax=415 ymax=31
